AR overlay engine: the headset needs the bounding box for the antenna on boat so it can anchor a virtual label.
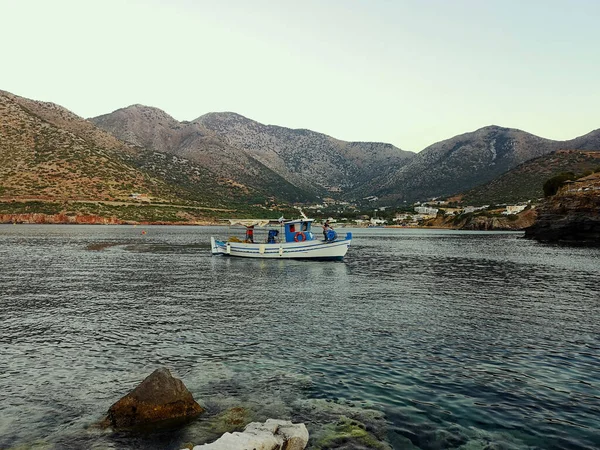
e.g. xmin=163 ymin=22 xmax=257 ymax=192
xmin=298 ymin=208 xmax=308 ymax=220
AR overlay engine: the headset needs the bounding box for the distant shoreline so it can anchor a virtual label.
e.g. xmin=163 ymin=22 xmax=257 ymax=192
xmin=0 ymin=213 xmax=219 ymax=226
xmin=0 ymin=217 xmax=527 ymax=232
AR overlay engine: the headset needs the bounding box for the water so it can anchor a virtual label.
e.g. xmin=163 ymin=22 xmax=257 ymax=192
xmin=1 ymin=225 xmax=599 ymax=449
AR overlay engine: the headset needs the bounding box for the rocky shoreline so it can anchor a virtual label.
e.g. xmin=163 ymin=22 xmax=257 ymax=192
xmin=525 ymin=173 xmax=600 ymax=245
xmin=2 ymin=212 xmax=536 ymax=231
xmin=0 ymin=213 xmax=217 ymax=226
xmin=98 ymin=367 xmax=391 ymax=450
xmin=0 ymin=213 xmax=123 ymax=225
xmin=421 ymin=208 xmax=537 ymax=231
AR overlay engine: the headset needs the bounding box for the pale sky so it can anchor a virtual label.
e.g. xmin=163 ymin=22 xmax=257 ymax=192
xmin=1 ymin=0 xmax=599 ymax=152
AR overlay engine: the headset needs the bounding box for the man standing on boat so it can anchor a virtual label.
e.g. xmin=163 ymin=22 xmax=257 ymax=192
xmin=245 ymin=226 xmax=254 ymax=243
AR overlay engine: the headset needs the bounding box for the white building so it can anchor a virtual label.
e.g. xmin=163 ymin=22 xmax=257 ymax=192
xmin=463 ymin=205 xmax=488 ymax=213
xmin=503 ymin=205 xmax=527 ymax=215
xmin=414 ymin=206 xmax=439 ymax=215
xmin=393 ymin=213 xmax=412 ymax=222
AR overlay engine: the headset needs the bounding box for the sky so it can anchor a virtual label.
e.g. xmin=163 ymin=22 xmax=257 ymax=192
xmin=1 ymin=0 xmax=599 ymax=152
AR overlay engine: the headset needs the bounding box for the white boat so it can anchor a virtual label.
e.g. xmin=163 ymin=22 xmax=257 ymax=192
xmin=211 ymin=218 xmax=352 ymax=260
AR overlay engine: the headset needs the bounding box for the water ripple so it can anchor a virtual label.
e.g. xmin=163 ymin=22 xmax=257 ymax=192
xmin=1 ymin=226 xmax=599 ymax=449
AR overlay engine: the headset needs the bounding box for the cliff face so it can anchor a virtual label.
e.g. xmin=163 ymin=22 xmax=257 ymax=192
xmin=525 ymin=173 xmax=600 ymax=245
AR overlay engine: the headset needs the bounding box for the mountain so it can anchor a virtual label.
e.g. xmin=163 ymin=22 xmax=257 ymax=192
xmin=4 ymin=88 xmax=600 ymax=214
xmin=193 ymin=112 xmax=415 ymax=193
xmin=373 ymin=126 xmax=559 ymax=202
xmin=462 ymin=150 xmax=600 ymax=205
xmin=563 ymin=128 xmax=600 ymax=150
xmin=91 ymin=108 xmax=415 ymax=197
xmin=90 ymin=106 xmax=310 ymax=203
xmin=0 ymin=91 xmax=310 ymax=211
xmin=373 ymin=126 xmax=600 ymax=203
xmin=0 ymin=90 xmax=176 ymax=201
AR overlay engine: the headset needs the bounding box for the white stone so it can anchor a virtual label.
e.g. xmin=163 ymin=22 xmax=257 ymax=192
xmin=275 ymin=422 xmax=309 ymax=450
xmin=186 ymin=419 xmax=308 ymax=450
xmin=192 ymin=430 xmax=281 ymax=450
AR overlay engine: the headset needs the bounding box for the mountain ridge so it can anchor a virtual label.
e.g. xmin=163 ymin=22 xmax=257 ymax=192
xmin=95 ymin=103 xmax=600 ymax=204
xmin=3 ymin=88 xmax=600 ymax=212
xmin=92 ymin=105 xmax=415 ymax=196
xmin=372 ymin=125 xmax=600 ymax=202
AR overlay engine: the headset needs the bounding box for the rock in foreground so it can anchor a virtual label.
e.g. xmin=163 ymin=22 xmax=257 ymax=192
xmin=104 ymin=367 xmax=204 ymax=428
xmin=185 ymin=419 xmax=308 ymax=450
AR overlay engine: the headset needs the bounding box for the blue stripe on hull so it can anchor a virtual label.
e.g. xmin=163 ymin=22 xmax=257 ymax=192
xmin=217 ymin=254 xmax=345 ymax=261
xmin=228 ymin=243 xmax=349 ymax=255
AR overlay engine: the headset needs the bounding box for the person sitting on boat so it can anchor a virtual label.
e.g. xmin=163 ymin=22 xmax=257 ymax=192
xmin=322 ymin=220 xmax=332 ymax=241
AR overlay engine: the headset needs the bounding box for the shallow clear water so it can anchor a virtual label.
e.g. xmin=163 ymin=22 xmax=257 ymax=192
xmin=1 ymin=225 xmax=599 ymax=449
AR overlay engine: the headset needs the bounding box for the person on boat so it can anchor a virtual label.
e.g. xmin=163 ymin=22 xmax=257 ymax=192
xmin=267 ymin=229 xmax=278 ymax=244
xmin=245 ymin=226 xmax=254 ymax=243
xmin=322 ymin=220 xmax=332 ymax=241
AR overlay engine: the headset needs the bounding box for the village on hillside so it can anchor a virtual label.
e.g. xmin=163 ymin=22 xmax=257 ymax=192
xmin=298 ymin=196 xmax=534 ymax=228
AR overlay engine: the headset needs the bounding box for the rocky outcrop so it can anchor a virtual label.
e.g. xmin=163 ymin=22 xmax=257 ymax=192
xmin=103 ymin=367 xmax=204 ymax=428
xmin=525 ymin=173 xmax=600 ymax=245
xmin=184 ymin=419 xmax=309 ymax=450
xmin=460 ymin=208 xmax=537 ymax=231
xmin=422 ymin=208 xmax=537 ymax=231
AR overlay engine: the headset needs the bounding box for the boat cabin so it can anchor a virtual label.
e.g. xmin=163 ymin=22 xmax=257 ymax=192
xmin=224 ymin=218 xmax=318 ymax=244
xmin=284 ymin=219 xmax=315 ymax=243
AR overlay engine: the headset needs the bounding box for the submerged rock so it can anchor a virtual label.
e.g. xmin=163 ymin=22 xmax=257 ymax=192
xmin=314 ymin=416 xmax=392 ymax=450
xmin=103 ymin=367 xmax=204 ymax=428
xmin=209 ymin=406 xmax=252 ymax=435
xmin=292 ymin=398 xmax=391 ymax=448
xmin=185 ymin=418 xmax=309 ymax=450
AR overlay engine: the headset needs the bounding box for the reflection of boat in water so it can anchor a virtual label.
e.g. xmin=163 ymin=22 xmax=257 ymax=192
xmin=211 ymin=218 xmax=352 ymax=260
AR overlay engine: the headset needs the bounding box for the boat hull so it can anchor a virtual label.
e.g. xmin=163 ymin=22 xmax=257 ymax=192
xmin=211 ymin=236 xmax=351 ymax=260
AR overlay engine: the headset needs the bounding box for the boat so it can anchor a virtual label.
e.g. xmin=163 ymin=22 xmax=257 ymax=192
xmin=211 ymin=217 xmax=352 ymax=260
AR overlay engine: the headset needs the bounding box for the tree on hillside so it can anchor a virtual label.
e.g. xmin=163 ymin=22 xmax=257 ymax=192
xmin=543 ymin=173 xmax=575 ymax=197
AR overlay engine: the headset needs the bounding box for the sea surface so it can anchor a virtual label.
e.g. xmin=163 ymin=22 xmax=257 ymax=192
xmin=1 ymin=225 xmax=599 ymax=450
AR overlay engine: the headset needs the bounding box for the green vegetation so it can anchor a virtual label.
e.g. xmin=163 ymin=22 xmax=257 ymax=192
xmin=543 ymin=172 xmax=576 ymax=197
xmin=0 ymin=201 xmax=63 ymax=215
xmin=541 ymin=166 xmax=600 ymax=198
xmin=208 ymin=407 xmax=252 ymax=435
xmin=315 ymin=416 xmax=388 ymax=450
xmin=0 ymin=200 xmax=292 ymax=223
